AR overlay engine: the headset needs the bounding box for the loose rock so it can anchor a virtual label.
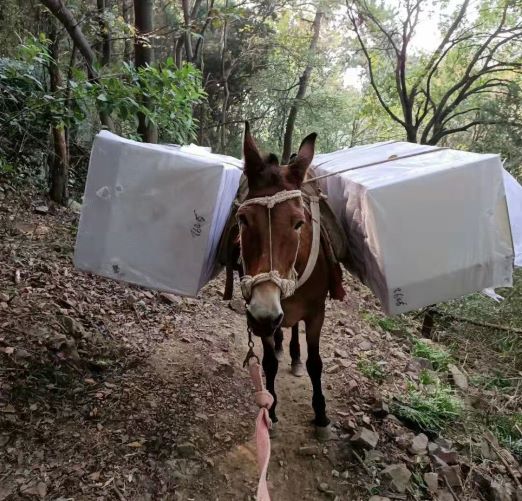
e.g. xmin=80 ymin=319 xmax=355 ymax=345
xmin=424 ymin=472 xmax=439 ymax=492
xmin=409 ymin=433 xmax=429 ymax=455
xmin=381 ymin=463 xmax=412 ymax=493
xmin=372 ymin=400 xmax=389 ymax=418
xmin=34 ymin=205 xmax=49 ymax=214
xmin=359 ymin=340 xmax=373 ymax=351
xmin=350 ymin=428 xmax=379 ymax=449
xmin=299 ymin=445 xmax=319 ymax=457
xmin=326 ymin=365 xmax=341 ymax=374
xmin=432 ymin=447 xmax=459 ymax=465
xmin=159 ymin=293 xmax=181 ymax=306
xmin=448 ymin=364 xmax=468 ymax=391
xmin=334 ymin=347 xmax=349 ymax=358
xmin=439 ymin=465 xmax=461 ymax=488
xmin=489 ymin=481 xmax=513 ymax=501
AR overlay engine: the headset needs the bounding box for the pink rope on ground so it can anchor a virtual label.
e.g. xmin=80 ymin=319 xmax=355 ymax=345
xmin=248 ymin=359 xmax=274 ymax=501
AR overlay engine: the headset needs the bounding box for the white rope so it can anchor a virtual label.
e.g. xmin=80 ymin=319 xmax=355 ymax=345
xmin=303 ymin=147 xmax=448 ymax=184
xmin=240 ymin=190 xmax=302 ymax=209
xmin=238 ymin=190 xmax=304 ymax=301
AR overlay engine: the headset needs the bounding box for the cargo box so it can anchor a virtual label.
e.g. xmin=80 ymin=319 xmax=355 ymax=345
xmin=310 ymin=141 xmax=514 ymax=314
xmin=74 ymin=131 xmax=242 ymax=296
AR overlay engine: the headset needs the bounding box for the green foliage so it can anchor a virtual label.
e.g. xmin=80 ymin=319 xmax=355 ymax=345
xmin=411 ymin=339 xmax=453 ymax=371
xmin=484 ymin=413 xmax=522 ymax=460
xmin=0 ymin=33 xmax=204 ymax=190
xmin=363 ymin=312 xmax=403 ymax=332
xmin=357 ymin=358 xmax=386 ymax=381
xmin=0 ymin=37 xmax=52 ymax=183
xmin=471 ymin=372 xmax=517 ymax=392
xmin=392 ymin=379 xmax=462 ymax=431
xmin=75 ymin=58 xmax=205 ymax=144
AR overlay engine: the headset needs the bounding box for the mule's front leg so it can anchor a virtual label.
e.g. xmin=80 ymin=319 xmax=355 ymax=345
xmin=305 ymin=310 xmax=330 ymax=439
xmin=261 ymin=334 xmax=279 ymax=428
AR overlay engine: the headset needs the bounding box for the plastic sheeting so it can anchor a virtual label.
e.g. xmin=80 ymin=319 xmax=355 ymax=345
xmin=74 ymin=131 xmax=242 ymax=296
xmin=503 ymin=168 xmax=522 ymax=267
xmin=310 ymin=141 xmax=515 ymax=314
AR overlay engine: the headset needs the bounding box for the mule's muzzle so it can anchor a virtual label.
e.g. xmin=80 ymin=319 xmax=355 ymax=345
xmin=247 ymin=309 xmax=284 ymax=337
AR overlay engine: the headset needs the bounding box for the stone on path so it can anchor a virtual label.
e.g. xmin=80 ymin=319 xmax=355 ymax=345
xmin=381 ymin=463 xmax=412 ymax=493
xmin=409 ymin=433 xmax=429 ymax=455
xmin=424 ymin=472 xmax=439 ymax=492
xmin=350 ymin=428 xmax=379 ymax=449
xmin=448 ymin=363 xmax=468 ymax=390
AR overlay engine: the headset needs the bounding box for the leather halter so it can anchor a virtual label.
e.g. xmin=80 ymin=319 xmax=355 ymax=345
xmin=238 ymin=189 xmax=321 ymax=303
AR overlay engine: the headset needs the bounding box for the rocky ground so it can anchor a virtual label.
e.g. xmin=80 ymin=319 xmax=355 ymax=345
xmin=1 ymin=189 xmax=521 ymax=500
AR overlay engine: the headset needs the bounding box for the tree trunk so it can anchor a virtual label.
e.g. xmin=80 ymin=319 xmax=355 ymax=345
xmin=97 ymin=0 xmax=112 ymax=66
xmin=134 ymin=0 xmax=158 ymax=142
xmin=219 ymin=0 xmax=229 ymax=152
xmin=406 ymin=126 xmax=417 ymax=143
xmin=181 ymin=0 xmax=193 ymax=62
xmin=121 ymin=0 xmax=133 ymax=62
xmin=41 ymin=0 xmax=112 ymax=129
xmin=282 ymin=10 xmax=322 ymax=164
xmin=175 ymin=36 xmax=184 ymax=68
xmin=48 ymin=27 xmax=69 ymax=205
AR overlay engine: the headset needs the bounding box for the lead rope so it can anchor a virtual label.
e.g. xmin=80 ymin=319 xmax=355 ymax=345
xmin=243 ymin=328 xmax=273 ymax=501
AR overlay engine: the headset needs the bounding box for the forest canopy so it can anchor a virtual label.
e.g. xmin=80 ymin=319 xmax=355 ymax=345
xmin=0 ymin=0 xmax=521 ymax=205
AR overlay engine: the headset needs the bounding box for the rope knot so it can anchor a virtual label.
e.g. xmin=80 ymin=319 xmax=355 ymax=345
xmin=255 ymin=389 xmax=274 ymax=409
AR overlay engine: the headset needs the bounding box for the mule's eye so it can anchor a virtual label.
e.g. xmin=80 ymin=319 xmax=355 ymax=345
xmin=294 ymin=220 xmax=304 ymax=231
xmin=238 ymin=214 xmax=248 ymax=227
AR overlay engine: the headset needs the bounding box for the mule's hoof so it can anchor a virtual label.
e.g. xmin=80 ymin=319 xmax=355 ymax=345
xmin=275 ymin=348 xmax=284 ymax=362
xmin=315 ymin=424 xmax=332 ymax=442
xmin=291 ymin=361 xmax=305 ymax=377
xmin=269 ymin=421 xmax=278 ymax=438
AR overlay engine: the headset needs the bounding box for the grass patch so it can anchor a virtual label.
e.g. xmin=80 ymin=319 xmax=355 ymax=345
xmin=392 ymin=379 xmax=462 ymax=431
xmin=363 ymin=312 xmax=404 ymax=333
xmin=411 ymin=339 xmax=452 ymax=371
xmin=471 ymin=372 xmax=517 ymax=392
xmin=357 ymin=358 xmax=386 ymax=382
xmin=487 ymin=413 xmax=522 ymax=460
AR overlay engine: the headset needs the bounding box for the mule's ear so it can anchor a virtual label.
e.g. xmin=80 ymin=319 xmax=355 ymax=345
xmin=243 ymin=121 xmax=265 ymax=180
xmin=288 ymin=132 xmax=317 ymax=186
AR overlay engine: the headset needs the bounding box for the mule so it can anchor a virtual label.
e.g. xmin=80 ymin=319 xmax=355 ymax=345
xmin=237 ymin=123 xmax=337 ymax=439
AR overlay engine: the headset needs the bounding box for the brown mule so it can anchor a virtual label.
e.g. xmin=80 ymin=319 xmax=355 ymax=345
xmin=237 ymin=123 xmax=336 ymax=440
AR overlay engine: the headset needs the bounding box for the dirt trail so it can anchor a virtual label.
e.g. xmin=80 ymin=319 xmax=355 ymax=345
xmin=2 ymin=195 xmax=520 ymax=501
xmin=148 ymin=284 xmax=368 ymax=500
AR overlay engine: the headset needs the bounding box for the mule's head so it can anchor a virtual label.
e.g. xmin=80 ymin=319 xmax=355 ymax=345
xmin=237 ymin=122 xmax=316 ymax=335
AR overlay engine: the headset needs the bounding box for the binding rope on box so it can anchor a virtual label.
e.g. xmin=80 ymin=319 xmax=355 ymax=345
xmin=303 ymin=147 xmax=448 ymax=184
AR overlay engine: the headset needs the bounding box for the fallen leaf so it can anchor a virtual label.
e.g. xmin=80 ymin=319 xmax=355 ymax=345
xmin=127 ymin=441 xmax=143 ymax=448
xmin=88 ymin=471 xmax=101 ymax=481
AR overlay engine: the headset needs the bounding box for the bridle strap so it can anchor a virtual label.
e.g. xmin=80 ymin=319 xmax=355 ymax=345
xmin=297 ymin=194 xmax=321 ymax=288
xmin=238 ymin=189 xmax=320 ymax=301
